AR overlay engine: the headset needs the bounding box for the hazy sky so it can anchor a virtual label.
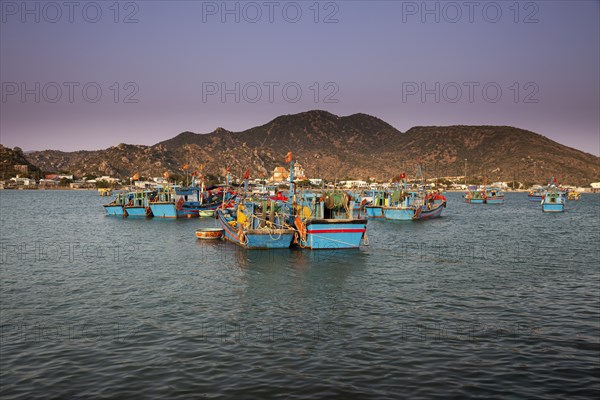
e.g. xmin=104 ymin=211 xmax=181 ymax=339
xmin=1 ymin=1 xmax=599 ymax=155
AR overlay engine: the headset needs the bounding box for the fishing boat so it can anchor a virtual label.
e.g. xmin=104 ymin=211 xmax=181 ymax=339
xmin=283 ymin=154 xmax=368 ymax=249
xmin=102 ymin=192 xmax=126 ymax=216
xmin=98 ymin=188 xmax=112 ymax=197
xmin=217 ymin=205 xmax=295 ymax=249
xmin=216 ymin=170 xmax=295 ymax=249
xmin=484 ymin=187 xmax=505 ymax=204
xmin=217 ymin=199 xmax=295 ymax=249
xmin=174 ymin=187 xmax=203 ymax=218
xmin=542 ymin=187 xmax=565 ymax=212
xmin=381 ymin=166 xmax=445 ymax=221
xmin=382 ymin=190 xmax=419 ymax=220
xmin=293 ymin=192 xmax=368 ymax=249
xmin=464 ymin=189 xmax=485 ymax=204
xmin=528 ymin=185 xmax=545 ymax=201
xmin=382 ymin=190 xmax=444 ymax=220
xmin=567 ymin=191 xmax=581 ymax=201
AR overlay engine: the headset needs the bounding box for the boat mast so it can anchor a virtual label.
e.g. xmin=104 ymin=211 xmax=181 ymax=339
xmin=221 ymin=168 xmax=230 ymax=209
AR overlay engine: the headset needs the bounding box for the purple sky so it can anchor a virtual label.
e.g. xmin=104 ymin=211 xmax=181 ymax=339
xmin=1 ymin=1 xmax=599 ymax=155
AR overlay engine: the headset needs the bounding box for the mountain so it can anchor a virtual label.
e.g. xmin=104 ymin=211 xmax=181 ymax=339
xmin=17 ymin=110 xmax=600 ymax=185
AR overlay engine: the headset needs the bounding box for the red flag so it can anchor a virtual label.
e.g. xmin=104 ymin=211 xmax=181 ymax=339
xmin=244 ymin=169 xmax=250 ymax=179
xmin=284 ymin=151 xmax=293 ymax=163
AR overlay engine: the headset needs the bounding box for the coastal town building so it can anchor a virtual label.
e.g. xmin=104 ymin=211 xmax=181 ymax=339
xmin=293 ymin=162 xmax=306 ymax=180
xmin=271 ymin=167 xmax=289 ymax=182
xmin=39 ymin=179 xmax=59 ymax=188
xmin=10 ymin=176 xmax=35 ymax=186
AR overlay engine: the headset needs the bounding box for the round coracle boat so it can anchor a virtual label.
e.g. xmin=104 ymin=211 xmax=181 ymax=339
xmin=195 ymin=228 xmax=224 ymax=240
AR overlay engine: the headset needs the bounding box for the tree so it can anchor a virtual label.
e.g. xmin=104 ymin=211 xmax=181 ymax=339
xmin=59 ymin=178 xmax=73 ymax=187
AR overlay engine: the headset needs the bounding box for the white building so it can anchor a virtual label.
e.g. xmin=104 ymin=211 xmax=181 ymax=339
xmin=490 ymin=182 xmax=509 ymax=189
xmin=98 ymin=176 xmax=119 ymax=183
xmin=11 ymin=176 xmax=36 ymax=186
xmin=293 ymin=162 xmax=306 ymax=180
xmin=341 ymin=180 xmax=368 ymax=188
xmin=134 ymin=181 xmax=155 ymax=188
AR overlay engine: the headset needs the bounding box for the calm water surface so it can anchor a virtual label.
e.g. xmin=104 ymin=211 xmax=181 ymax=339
xmin=1 ymin=191 xmax=599 ymax=399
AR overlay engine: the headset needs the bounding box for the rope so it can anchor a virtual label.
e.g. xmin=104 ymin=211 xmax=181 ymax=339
xmin=268 ymin=228 xmax=283 ymax=241
xmin=246 ymin=212 xmax=291 ymax=241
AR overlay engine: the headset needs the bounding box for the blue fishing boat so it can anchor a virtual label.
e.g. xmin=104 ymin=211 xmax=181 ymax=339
xmin=217 ymin=205 xmax=295 ymax=249
xmin=382 ymin=190 xmax=444 ymax=221
xmin=216 ymin=172 xmax=295 ymax=249
xmin=174 ymin=187 xmax=202 ymax=218
xmin=382 ymin=190 xmax=419 ymax=220
xmin=283 ymin=154 xmax=368 ymax=249
xmin=380 ymin=165 xmax=446 ymax=221
xmin=528 ymin=185 xmax=545 ymax=201
xmin=542 ymin=187 xmax=565 ymax=212
xmin=485 ymin=187 xmax=505 ymax=204
xmin=103 ymin=192 xmax=126 ymax=216
xmin=464 ymin=189 xmax=485 ymax=204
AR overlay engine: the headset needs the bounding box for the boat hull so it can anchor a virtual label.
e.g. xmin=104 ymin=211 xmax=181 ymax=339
xmin=103 ymin=205 xmax=124 ymax=216
xmin=299 ymin=219 xmax=367 ymax=249
xmin=485 ymin=198 xmax=505 ymax=205
xmin=365 ymin=206 xmax=384 ymax=218
xmin=199 ymin=210 xmax=215 ymax=218
xmin=415 ymin=203 xmax=444 ymax=220
xmin=150 ymin=202 xmax=178 ymax=218
xmin=542 ymin=203 xmax=565 ymax=212
xmin=528 ymin=195 xmax=543 ymax=201
xmin=124 ymin=206 xmax=147 ymax=217
xmin=464 ymin=198 xmax=484 ymax=204
xmin=382 ymin=207 xmax=414 ymax=221
xmin=177 ymin=207 xmax=199 ymax=218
